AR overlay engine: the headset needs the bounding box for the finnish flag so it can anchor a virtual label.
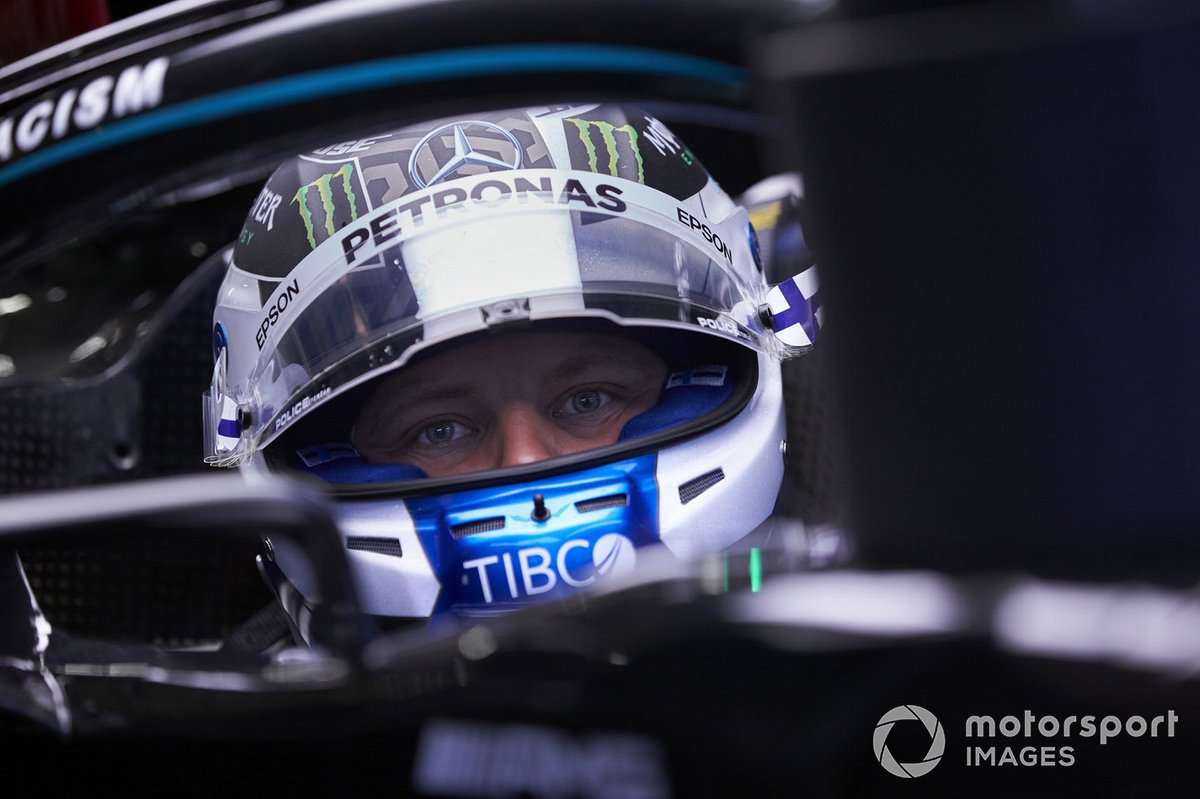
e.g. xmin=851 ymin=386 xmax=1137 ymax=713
xmin=765 ymin=265 xmax=822 ymax=348
xmin=215 ymin=393 xmax=241 ymax=454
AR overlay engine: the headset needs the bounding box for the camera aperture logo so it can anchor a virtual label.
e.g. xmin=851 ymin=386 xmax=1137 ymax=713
xmin=874 ymin=705 xmax=945 ymax=778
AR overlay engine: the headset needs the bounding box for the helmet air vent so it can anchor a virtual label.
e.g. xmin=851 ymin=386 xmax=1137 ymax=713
xmin=451 ymin=516 xmax=506 ymax=539
xmin=346 ymin=537 xmax=403 ymax=557
xmin=575 ymin=494 xmax=629 ymax=513
xmin=678 ymin=468 xmax=725 ymax=505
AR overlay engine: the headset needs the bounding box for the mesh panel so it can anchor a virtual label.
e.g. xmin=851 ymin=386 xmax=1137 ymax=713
xmin=679 ymin=468 xmax=725 ymax=505
xmin=451 ymin=517 xmax=506 ymax=539
xmin=0 ymin=376 xmax=142 ymax=493
xmin=0 ymin=263 xmax=223 ymax=494
xmin=778 ymin=345 xmax=845 ymax=526
xmin=575 ymin=494 xmax=629 ymax=513
xmin=346 ymin=536 xmax=403 ymax=557
xmin=19 ymin=540 xmax=267 ymax=647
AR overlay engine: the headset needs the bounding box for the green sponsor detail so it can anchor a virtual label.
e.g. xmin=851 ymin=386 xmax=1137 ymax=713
xmin=293 ymin=163 xmax=360 ymax=249
xmin=567 ymin=118 xmax=645 ymax=184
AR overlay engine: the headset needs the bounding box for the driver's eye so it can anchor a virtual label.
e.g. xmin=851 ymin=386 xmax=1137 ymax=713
xmin=572 ymin=390 xmax=603 ymax=413
xmin=556 ymin=389 xmax=613 ymax=417
xmin=418 ymin=420 xmax=471 ymax=445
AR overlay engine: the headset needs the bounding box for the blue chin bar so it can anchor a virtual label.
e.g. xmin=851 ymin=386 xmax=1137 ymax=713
xmin=404 ymin=453 xmax=661 ymax=616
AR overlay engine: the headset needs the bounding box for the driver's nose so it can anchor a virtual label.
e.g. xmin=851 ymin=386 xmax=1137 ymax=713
xmin=495 ymin=404 xmax=557 ymax=468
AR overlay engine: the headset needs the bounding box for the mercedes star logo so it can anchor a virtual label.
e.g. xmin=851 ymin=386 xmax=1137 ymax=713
xmin=407 ymin=120 xmax=524 ymax=190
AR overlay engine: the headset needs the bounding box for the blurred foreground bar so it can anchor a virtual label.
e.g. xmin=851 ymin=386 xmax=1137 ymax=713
xmin=758 ymin=1 xmax=1200 ymax=581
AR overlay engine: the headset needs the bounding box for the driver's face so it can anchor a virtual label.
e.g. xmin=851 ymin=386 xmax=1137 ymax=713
xmin=353 ymin=332 xmax=667 ymax=477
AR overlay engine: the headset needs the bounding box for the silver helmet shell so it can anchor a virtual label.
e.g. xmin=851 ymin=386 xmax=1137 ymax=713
xmin=206 ymin=104 xmax=817 ymax=627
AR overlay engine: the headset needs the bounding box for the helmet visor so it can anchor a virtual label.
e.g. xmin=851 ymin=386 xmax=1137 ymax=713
xmin=222 ymin=170 xmax=771 ymax=472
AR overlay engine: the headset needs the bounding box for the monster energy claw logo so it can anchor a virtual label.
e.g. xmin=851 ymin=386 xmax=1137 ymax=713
xmin=567 ymin=118 xmax=645 ymax=184
xmin=293 ymin=163 xmax=361 ymax=249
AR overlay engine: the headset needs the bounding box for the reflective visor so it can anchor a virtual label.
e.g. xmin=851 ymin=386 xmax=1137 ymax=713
xmin=218 ymin=170 xmax=770 ymax=465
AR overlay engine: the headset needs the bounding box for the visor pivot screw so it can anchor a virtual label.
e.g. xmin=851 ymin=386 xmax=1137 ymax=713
xmin=531 ymin=493 xmax=550 ymax=523
xmin=236 ymin=407 xmax=252 ymax=430
xmin=757 ymin=304 xmax=776 ymax=331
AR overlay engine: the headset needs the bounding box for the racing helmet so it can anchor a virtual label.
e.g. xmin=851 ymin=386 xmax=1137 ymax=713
xmin=205 ymin=104 xmax=820 ymax=635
